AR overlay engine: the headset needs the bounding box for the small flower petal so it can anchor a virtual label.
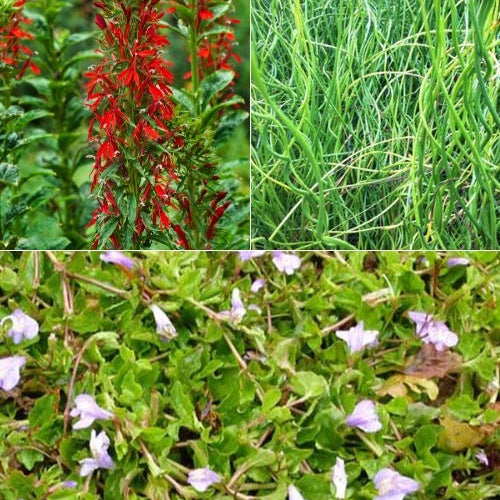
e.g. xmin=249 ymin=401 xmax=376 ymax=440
xmin=476 ymin=450 xmax=489 ymax=466
xmin=0 ymin=355 xmax=26 ymax=391
xmin=79 ymin=430 xmax=114 ymax=477
xmin=345 ymin=400 xmax=382 ymax=433
xmin=100 ymin=251 xmax=134 ymax=270
xmin=1 ymin=309 xmax=39 ymax=344
xmin=272 ymin=251 xmax=301 ymax=275
xmin=230 ymin=288 xmax=246 ymax=324
xmin=408 ymin=311 xmax=458 ymax=350
xmin=239 ymin=250 xmax=266 ymax=261
xmin=250 ymin=278 xmax=265 ymax=293
xmin=332 ymin=457 xmax=347 ymax=499
xmin=446 ymin=257 xmax=470 ymax=267
xmin=288 ymin=485 xmax=306 ymax=500
xmin=150 ymin=304 xmax=177 ymax=340
xmin=336 ymin=322 xmax=379 ymax=354
xmin=71 ymin=394 xmax=113 ymax=429
xmin=374 ymin=468 xmax=419 ymax=500
xmin=187 ymin=467 xmax=221 ymax=492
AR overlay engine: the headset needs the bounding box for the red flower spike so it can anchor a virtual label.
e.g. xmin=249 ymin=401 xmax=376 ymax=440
xmin=95 ymin=14 xmax=107 ymax=30
xmin=0 ymin=0 xmax=39 ymax=78
xmin=86 ymin=0 xmax=182 ymax=248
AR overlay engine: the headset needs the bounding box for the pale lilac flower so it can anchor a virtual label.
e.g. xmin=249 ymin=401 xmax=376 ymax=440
xmin=150 ymin=304 xmax=177 ymax=340
xmin=100 ymin=251 xmax=134 ymax=270
xmin=374 ymin=468 xmax=419 ymax=500
xmin=331 ymin=457 xmax=347 ymax=499
xmin=288 ymin=485 xmax=306 ymax=500
xmin=62 ymin=480 xmax=77 ymax=488
xmin=239 ymin=250 xmax=266 ymax=261
xmin=336 ymin=322 xmax=379 ymax=353
xmin=408 ymin=311 xmax=458 ymax=350
xmin=0 ymin=356 xmax=26 ymax=391
xmin=476 ymin=450 xmax=489 ymax=466
xmin=187 ymin=467 xmax=221 ymax=492
xmin=250 ymin=278 xmax=265 ymax=293
xmin=70 ymin=394 xmax=113 ymax=430
xmin=446 ymin=257 xmax=470 ymax=267
xmin=248 ymin=304 xmax=262 ymax=314
xmin=272 ymin=251 xmax=301 ymax=275
xmin=230 ymin=288 xmax=246 ymax=324
xmin=1 ymin=309 xmax=39 ymax=344
xmin=79 ymin=430 xmax=114 ymax=477
xmin=345 ymin=400 xmax=382 ymax=433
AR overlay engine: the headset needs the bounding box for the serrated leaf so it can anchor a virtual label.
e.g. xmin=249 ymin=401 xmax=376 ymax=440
xmin=201 ymin=69 xmax=234 ymax=107
xmin=215 ymin=109 xmax=249 ymax=144
xmin=0 ymin=163 xmax=19 ymax=186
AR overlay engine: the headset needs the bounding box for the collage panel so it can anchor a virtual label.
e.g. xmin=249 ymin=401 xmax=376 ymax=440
xmin=1 ymin=0 xmax=249 ymax=250
xmin=251 ymin=0 xmax=499 ymax=250
xmin=0 ymin=251 xmax=498 ymax=498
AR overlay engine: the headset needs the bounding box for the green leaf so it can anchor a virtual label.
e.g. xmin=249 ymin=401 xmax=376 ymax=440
xmin=16 ymin=449 xmax=44 ymax=471
xmin=14 ymin=110 xmax=53 ymax=129
xmin=291 ymin=371 xmax=328 ymax=399
xmin=447 ymin=394 xmax=481 ymax=421
xmin=215 ymin=109 xmax=249 ymax=144
xmin=171 ymin=87 xmax=195 ymax=115
xmin=29 ymin=394 xmax=55 ymax=427
xmin=0 ymin=163 xmax=19 ymax=186
xmin=201 ymin=69 xmax=235 ymax=107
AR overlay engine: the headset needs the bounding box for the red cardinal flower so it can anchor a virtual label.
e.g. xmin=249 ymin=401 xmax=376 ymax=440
xmin=86 ymin=0 xmax=181 ymax=249
xmin=0 ymin=0 xmax=40 ymax=78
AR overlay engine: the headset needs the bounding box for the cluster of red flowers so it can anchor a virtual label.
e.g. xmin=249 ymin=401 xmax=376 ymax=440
xmin=196 ymin=17 xmax=241 ymax=84
xmin=0 ymin=0 xmax=40 ymax=78
xmin=86 ymin=0 xmax=242 ymax=249
xmin=86 ymin=0 xmax=192 ymax=248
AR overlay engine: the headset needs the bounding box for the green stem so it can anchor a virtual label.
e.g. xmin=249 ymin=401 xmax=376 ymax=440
xmin=190 ymin=17 xmax=201 ymax=116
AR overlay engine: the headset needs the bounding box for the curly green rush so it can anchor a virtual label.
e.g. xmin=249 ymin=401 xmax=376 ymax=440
xmin=251 ymin=0 xmax=499 ymax=250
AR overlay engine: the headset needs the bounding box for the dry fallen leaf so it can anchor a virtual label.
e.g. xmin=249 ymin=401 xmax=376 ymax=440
xmin=437 ymin=416 xmax=495 ymax=452
xmin=404 ymin=344 xmax=462 ymax=379
xmin=377 ymin=374 xmax=439 ymax=401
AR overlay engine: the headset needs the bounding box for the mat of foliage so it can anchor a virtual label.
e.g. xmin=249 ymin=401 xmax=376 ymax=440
xmin=0 ymin=251 xmax=498 ymax=499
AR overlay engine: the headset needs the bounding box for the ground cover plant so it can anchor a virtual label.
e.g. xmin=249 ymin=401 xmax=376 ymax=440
xmin=251 ymin=0 xmax=499 ymax=250
xmin=0 ymin=250 xmax=498 ymax=499
xmin=0 ymin=0 xmax=249 ymax=250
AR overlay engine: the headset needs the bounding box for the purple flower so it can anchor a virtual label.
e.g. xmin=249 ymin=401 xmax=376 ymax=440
xmin=100 ymin=251 xmax=134 ymax=270
xmin=408 ymin=311 xmax=458 ymax=351
xmin=1 ymin=309 xmax=39 ymax=344
xmin=150 ymin=304 xmax=177 ymax=340
xmin=0 ymin=356 xmax=26 ymax=391
xmin=70 ymin=394 xmax=113 ymax=430
xmin=446 ymin=257 xmax=470 ymax=267
xmin=336 ymin=322 xmax=379 ymax=353
xmin=239 ymin=250 xmax=266 ymax=261
xmin=62 ymin=480 xmax=77 ymax=488
xmin=272 ymin=251 xmax=301 ymax=275
xmin=230 ymin=288 xmax=246 ymax=324
xmin=79 ymin=430 xmax=114 ymax=477
xmin=250 ymin=278 xmax=265 ymax=293
xmin=373 ymin=468 xmax=419 ymax=500
xmin=248 ymin=304 xmax=262 ymax=314
xmin=345 ymin=400 xmax=382 ymax=433
xmin=331 ymin=457 xmax=347 ymax=499
xmin=476 ymin=450 xmax=489 ymax=466
xmin=187 ymin=467 xmax=221 ymax=492
xmin=288 ymin=485 xmax=306 ymax=500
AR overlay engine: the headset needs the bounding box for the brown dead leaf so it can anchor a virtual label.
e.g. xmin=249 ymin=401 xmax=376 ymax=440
xmin=404 ymin=344 xmax=462 ymax=379
xmin=438 ymin=416 xmax=495 ymax=452
xmin=377 ymin=374 xmax=439 ymax=401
